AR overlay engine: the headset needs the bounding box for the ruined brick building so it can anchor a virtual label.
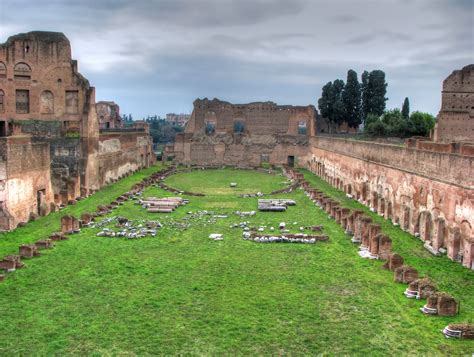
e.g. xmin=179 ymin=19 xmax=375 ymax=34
xmin=0 ymin=31 xmax=155 ymax=230
xmin=433 ymin=64 xmax=474 ymax=142
xmin=169 ymin=98 xmax=316 ymax=166
xmin=168 ymin=65 xmax=474 ymax=270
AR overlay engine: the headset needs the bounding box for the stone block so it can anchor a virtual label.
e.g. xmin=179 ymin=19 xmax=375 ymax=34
xmin=19 ymin=244 xmax=40 ymax=258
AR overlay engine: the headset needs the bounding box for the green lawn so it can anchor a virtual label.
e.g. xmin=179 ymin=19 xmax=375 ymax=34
xmin=0 ymin=166 xmax=472 ymax=355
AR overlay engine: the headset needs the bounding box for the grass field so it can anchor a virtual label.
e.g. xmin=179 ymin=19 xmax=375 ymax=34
xmin=0 ymin=165 xmax=472 ymax=355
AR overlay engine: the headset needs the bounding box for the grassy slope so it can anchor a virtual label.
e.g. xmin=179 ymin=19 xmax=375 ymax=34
xmin=0 ymin=167 xmax=472 ymax=355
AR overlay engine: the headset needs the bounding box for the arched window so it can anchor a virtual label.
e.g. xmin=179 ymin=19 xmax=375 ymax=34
xmin=0 ymin=90 xmax=4 ymax=112
xmin=0 ymin=62 xmax=6 ymax=79
xmin=298 ymin=121 xmax=307 ymax=135
xmin=204 ymin=111 xmax=217 ymax=134
xmin=233 ymin=120 xmax=245 ymax=133
xmin=40 ymin=90 xmax=54 ymax=114
xmin=14 ymin=62 xmax=31 ymax=80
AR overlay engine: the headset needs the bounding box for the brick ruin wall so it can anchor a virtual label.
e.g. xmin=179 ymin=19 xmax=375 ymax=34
xmin=171 ymin=98 xmax=317 ymax=166
xmin=99 ymin=132 xmax=154 ymax=184
xmin=0 ymin=32 xmax=155 ymax=230
xmin=434 ymin=64 xmax=474 ymax=142
xmin=302 ymin=137 xmax=473 ymax=269
xmin=0 ymin=136 xmax=53 ymax=228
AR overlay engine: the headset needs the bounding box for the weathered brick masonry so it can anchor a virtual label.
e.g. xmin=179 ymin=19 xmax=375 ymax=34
xmin=169 ymin=98 xmax=316 ymax=166
xmin=302 ymin=136 xmax=473 ymax=269
xmin=0 ymin=31 xmax=154 ymax=229
xmin=170 ymin=66 xmax=473 ymax=270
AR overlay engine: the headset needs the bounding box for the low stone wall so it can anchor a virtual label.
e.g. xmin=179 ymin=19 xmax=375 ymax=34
xmin=309 ymin=136 xmax=473 ymax=188
xmin=98 ymin=132 xmax=155 ymax=186
xmin=302 ymin=137 xmax=473 ymax=270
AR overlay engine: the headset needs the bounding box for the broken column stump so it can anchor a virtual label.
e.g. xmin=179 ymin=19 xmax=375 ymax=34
xmin=394 ymin=265 xmax=419 ymax=283
xmin=376 ymin=234 xmax=392 ymax=260
xmin=382 ymin=253 xmax=404 ymax=271
xmin=0 ymin=255 xmax=24 ymax=272
xmin=61 ymin=215 xmax=80 ymax=234
xmin=443 ymin=323 xmax=474 ymax=339
xmin=421 ymin=292 xmax=458 ymax=316
xmin=35 ymin=239 xmax=55 ymax=249
xmin=80 ymin=213 xmax=94 ymax=226
xmin=404 ymin=277 xmax=436 ymax=299
xmin=19 ymin=244 xmax=40 ymax=258
xmin=49 ymin=232 xmax=67 ymax=241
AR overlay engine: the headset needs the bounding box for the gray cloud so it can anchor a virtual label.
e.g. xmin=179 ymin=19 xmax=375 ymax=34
xmin=0 ymin=0 xmax=472 ymax=118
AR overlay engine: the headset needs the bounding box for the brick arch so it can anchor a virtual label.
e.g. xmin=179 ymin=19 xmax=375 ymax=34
xmin=14 ymin=62 xmax=31 ymax=80
xmin=400 ymin=205 xmax=411 ymax=231
xmin=40 ymin=90 xmax=54 ymax=114
xmin=448 ymin=227 xmax=462 ymax=262
xmin=432 ymin=217 xmax=446 ymax=251
xmin=0 ymin=61 xmax=6 ymax=78
xmin=418 ymin=210 xmax=433 ymax=242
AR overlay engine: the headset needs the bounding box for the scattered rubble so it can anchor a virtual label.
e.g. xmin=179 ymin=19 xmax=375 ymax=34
xmin=421 ymin=292 xmax=458 ymax=316
xmin=258 ymin=199 xmax=296 ymax=212
xmin=443 ymin=323 xmax=474 ymax=339
xmin=140 ymin=197 xmax=189 ymax=213
xmin=243 ymin=232 xmax=328 ymax=244
xmin=209 ymin=233 xmax=223 ymax=241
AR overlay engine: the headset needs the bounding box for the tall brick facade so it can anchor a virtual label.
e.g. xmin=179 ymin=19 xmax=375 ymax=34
xmin=168 ymin=98 xmax=317 ymax=166
xmin=0 ymin=31 xmax=154 ymax=230
xmin=434 ymin=64 xmax=474 ymax=142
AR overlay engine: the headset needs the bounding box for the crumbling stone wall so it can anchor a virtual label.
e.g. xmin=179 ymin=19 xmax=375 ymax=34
xmin=434 ymin=64 xmax=474 ymax=142
xmin=0 ymin=31 xmax=155 ymax=230
xmin=303 ymin=137 xmax=474 ymax=270
xmin=98 ymin=132 xmax=154 ymax=185
xmin=0 ymin=136 xmax=52 ymax=229
xmin=171 ymin=98 xmax=316 ymax=166
xmin=96 ymin=101 xmax=122 ymax=129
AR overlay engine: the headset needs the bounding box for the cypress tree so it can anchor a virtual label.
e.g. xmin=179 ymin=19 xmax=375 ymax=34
xmin=361 ymin=70 xmax=370 ymax=121
xmin=402 ymin=97 xmax=410 ymax=118
xmin=367 ymin=70 xmax=388 ymax=116
xmin=318 ymin=82 xmax=334 ymax=120
xmin=342 ymin=69 xmax=362 ymax=128
xmin=332 ymin=79 xmax=346 ymax=128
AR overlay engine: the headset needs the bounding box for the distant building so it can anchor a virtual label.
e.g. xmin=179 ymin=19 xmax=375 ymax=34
xmin=433 ymin=64 xmax=474 ymax=142
xmin=96 ymin=101 xmax=122 ymax=129
xmin=165 ymin=113 xmax=190 ymax=127
xmin=0 ymin=31 xmax=155 ymax=230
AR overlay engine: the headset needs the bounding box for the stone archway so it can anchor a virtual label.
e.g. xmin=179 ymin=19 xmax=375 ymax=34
xmin=419 ymin=211 xmax=433 ymax=242
xmin=447 ymin=227 xmax=461 ymax=262
xmin=386 ymin=200 xmax=393 ymax=220
xmin=432 ymin=217 xmax=445 ymax=251
xmin=401 ymin=205 xmax=410 ymax=231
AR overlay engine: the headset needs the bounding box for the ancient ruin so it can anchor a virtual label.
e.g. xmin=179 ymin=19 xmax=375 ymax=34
xmin=0 ymin=31 xmax=155 ymax=230
xmin=166 ymin=98 xmax=317 ymax=166
xmin=433 ymin=64 xmax=474 ymax=142
xmin=167 ymin=65 xmax=473 ymax=270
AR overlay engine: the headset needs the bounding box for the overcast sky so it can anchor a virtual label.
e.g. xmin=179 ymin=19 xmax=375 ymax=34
xmin=0 ymin=0 xmax=472 ymax=118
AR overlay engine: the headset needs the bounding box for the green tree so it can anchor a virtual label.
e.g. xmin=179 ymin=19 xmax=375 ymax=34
xmin=367 ymin=70 xmax=388 ymax=116
xmin=409 ymin=111 xmax=436 ymax=136
xmin=402 ymin=97 xmax=410 ymax=119
xmin=361 ymin=70 xmax=370 ymax=121
xmin=332 ymin=79 xmax=346 ymax=128
xmin=342 ymin=69 xmax=362 ymax=128
xmin=318 ymin=82 xmax=334 ymax=120
xmin=366 ymin=120 xmax=387 ymax=137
